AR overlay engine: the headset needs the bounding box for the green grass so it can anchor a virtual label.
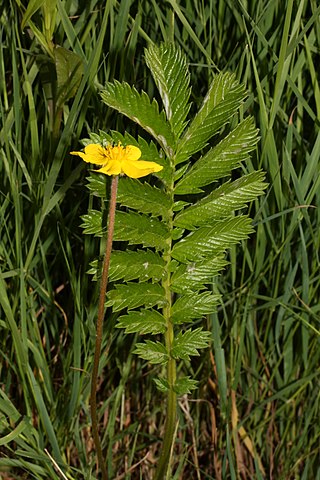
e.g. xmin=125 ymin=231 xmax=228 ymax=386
xmin=0 ymin=0 xmax=319 ymax=478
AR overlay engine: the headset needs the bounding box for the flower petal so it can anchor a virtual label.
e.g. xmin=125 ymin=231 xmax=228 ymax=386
xmin=122 ymin=160 xmax=163 ymax=179
xmin=97 ymin=160 xmax=122 ymax=176
xmin=83 ymin=144 xmax=108 ymax=164
xmin=124 ymin=145 xmax=141 ymax=161
xmin=70 ymin=144 xmax=107 ymax=164
xmin=70 ymin=150 xmax=89 ymax=161
xmin=71 ymin=141 xmax=163 ymax=178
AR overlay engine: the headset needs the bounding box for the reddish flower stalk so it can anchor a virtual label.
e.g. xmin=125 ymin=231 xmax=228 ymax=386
xmin=90 ymin=175 xmax=118 ymax=480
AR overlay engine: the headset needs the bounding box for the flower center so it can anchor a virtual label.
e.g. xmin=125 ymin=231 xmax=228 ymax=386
xmin=105 ymin=145 xmax=127 ymax=163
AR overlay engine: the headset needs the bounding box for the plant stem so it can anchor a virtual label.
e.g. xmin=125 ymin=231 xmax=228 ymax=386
xmin=154 ymin=357 xmax=177 ymax=480
xmin=90 ymin=175 xmax=118 ymax=480
xmin=154 ymin=189 xmax=177 ymax=480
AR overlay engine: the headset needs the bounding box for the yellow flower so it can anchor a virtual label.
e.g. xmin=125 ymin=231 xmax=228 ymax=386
xmin=70 ymin=143 xmax=163 ymax=179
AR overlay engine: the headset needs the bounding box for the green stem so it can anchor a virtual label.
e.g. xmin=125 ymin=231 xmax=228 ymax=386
xmin=154 ymin=358 xmax=177 ymax=480
xmin=90 ymin=175 xmax=118 ymax=480
xmin=154 ymin=188 xmax=177 ymax=480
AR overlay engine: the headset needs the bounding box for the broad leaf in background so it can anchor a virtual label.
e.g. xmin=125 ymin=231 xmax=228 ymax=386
xmin=54 ymin=46 xmax=84 ymax=110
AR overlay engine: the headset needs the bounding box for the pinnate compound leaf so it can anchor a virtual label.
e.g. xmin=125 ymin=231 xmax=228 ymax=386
xmin=174 ymin=171 xmax=267 ymax=229
xmin=171 ymin=256 xmax=228 ymax=293
xmin=80 ymin=210 xmax=106 ymax=237
xmin=175 ymin=117 xmax=259 ymax=194
xmin=173 ymin=200 xmax=190 ymax=212
xmin=174 ymin=376 xmax=198 ymax=395
xmin=171 ymin=216 xmax=254 ymax=263
xmin=109 ymin=250 xmax=166 ymax=283
xmin=100 ymin=81 xmax=175 ymax=155
xmin=86 ymin=173 xmax=108 ymax=198
xmin=134 ymin=341 xmax=168 ymax=364
xmin=145 ymin=43 xmax=191 ymax=139
xmin=172 ymin=227 xmax=184 ymax=241
xmin=88 ymin=251 xmax=165 ymax=283
xmin=82 ymin=210 xmax=169 ymax=248
xmin=116 ymin=309 xmax=166 ymax=334
xmin=174 ymin=163 xmax=190 ymax=182
xmin=154 ymin=377 xmax=169 ymax=392
xmin=171 ymin=291 xmax=221 ymax=324
xmin=154 ymin=376 xmax=199 ymax=394
xmin=105 ymin=283 xmax=166 ymax=312
xmin=175 ymin=73 xmax=247 ymax=164
xmin=114 ymin=211 xmax=169 ymax=250
xmin=171 ymin=328 xmax=211 ymax=360
xmin=117 ymin=177 xmax=171 ymax=217
xmin=86 ymin=260 xmax=100 ymax=280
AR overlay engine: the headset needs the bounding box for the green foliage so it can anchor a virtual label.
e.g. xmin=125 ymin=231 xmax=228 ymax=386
xmin=116 ymin=309 xmax=166 ymax=334
xmin=175 ymin=73 xmax=247 ymax=164
xmin=117 ymin=177 xmax=171 ymax=217
xmin=109 ymin=250 xmax=166 ymax=283
xmin=114 ymin=211 xmax=169 ymax=250
xmin=79 ymin=43 xmax=266 ymax=398
xmin=153 ymin=377 xmax=170 ymax=392
xmin=105 ymin=283 xmax=166 ymax=312
xmin=86 ymin=173 xmax=108 ymax=198
xmin=2 ymin=1 xmax=319 ymax=478
xmin=170 ymin=256 xmax=228 ymax=293
xmin=174 ymin=171 xmax=266 ymax=228
xmin=134 ymin=341 xmax=169 ymax=365
xmin=54 ymin=46 xmax=83 ymax=109
xmin=100 ymin=81 xmax=176 ymax=155
xmin=78 ymin=46 xmax=266 ymax=446
xmin=82 ymin=208 xmax=172 ymax=249
xmin=174 ymin=117 xmax=260 ymax=194
xmin=81 ymin=209 xmax=106 ymax=236
xmin=144 ymin=43 xmax=191 ymax=139
xmin=154 ymin=376 xmax=199 ymax=394
xmin=171 ymin=216 xmax=255 ymax=262
xmin=171 ymin=328 xmax=211 ymax=360
xmin=170 ymin=292 xmax=221 ymax=323
xmin=173 ymin=376 xmax=198 ymax=395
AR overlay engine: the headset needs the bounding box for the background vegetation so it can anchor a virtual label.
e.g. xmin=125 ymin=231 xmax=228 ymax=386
xmin=0 ymin=0 xmax=319 ymax=478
